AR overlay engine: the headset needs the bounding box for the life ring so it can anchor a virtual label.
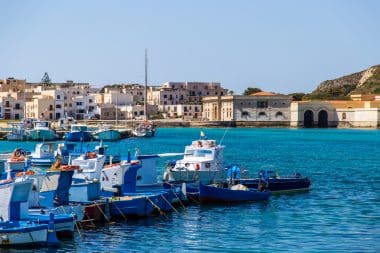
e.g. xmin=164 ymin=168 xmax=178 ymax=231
xmin=61 ymin=165 xmax=80 ymax=171
xmin=195 ymin=164 xmax=200 ymax=170
xmin=14 ymin=150 xmax=21 ymax=157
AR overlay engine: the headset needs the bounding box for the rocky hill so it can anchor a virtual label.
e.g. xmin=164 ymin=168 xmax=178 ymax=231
xmin=309 ymin=65 xmax=380 ymax=100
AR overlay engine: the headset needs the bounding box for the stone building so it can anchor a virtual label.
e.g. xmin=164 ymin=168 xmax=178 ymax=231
xmin=202 ymin=92 xmax=292 ymax=122
xmin=291 ymin=100 xmax=380 ymax=128
xmin=148 ymin=81 xmax=227 ymax=119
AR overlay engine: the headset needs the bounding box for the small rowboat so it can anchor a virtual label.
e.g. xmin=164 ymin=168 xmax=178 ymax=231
xmin=199 ymin=182 xmax=271 ymax=204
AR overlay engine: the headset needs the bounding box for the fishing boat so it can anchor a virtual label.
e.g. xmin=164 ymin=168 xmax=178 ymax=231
xmin=132 ymin=122 xmax=156 ymax=137
xmin=64 ymin=124 xmax=94 ymax=142
xmin=0 ymin=149 xmax=29 ymax=180
xmin=5 ymin=123 xmax=28 ymax=141
xmin=25 ymin=169 xmax=83 ymax=235
xmin=100 ymin=155 xmax=174 ymax=217
xmin=27 ymin=121 xmax=58 ymax=141
xmin=136 ymin=153 xmax=187 ymax=204
xmin=238 ymin=169 xmax=311 ymax=193
xmin=199 ymin=182 xmax=271 ymax=204
xmin=132 ymin=50 xmax=156 ymax=138
xmin=29 ymin=142 xmax=56 ymax=167
xmin=0 ymin=179 xmax=59 ymax=247
xmin=93 ymin=125 xmax=121 ymax=141
xmin=163 ymin=133 xmax=227 ymax=184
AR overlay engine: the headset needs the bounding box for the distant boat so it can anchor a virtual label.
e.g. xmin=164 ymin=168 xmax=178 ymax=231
xmin=29 ymin=142 xmax=56 ymax=167
xmin=58 ymin=116 xmax=76 ymax=130
xmin=27 ymin=121 xmax=58 ymax=141
xmin=93 ymin=125 xmax=121 ymax=141
xmin=64 ymin=124 xmax=93 ymax=142
xmin=199 ymin=182 xmax=271 ymax=204
xmin=6 ymin=123 xmax=28 ymax=141
xmin=132 ymin=122 xmax=156 ymax=137
xmin=132 ymin=50 xmax=156 ymax=138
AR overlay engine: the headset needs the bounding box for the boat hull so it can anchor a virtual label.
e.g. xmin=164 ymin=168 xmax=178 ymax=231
xmin=27 ymin=129 xmax=57 ymax=141
xmin=27 ymin=213 xmax=75 ymax=234
xmin=64 ymin=131 xmax=93 ymax=142
xmin=199 ymin=183 xmax=271 ymax=204
xmin=239 ymin=178 xmax=311 ymax=192
xmin=0 ymin=222 xmax=48 ymax=247
xmin=94 ymin=130 xmax=121 ymax=141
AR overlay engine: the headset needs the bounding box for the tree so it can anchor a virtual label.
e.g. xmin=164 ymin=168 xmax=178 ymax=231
xmin=243 ymin=87 xmax=262 ymax=96
xmin=288 ymin=93 xmax=306 ymax=101
xmin=41 ymin=72 xmax=51 ymax=84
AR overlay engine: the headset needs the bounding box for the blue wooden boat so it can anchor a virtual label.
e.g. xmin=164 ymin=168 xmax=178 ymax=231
xmin=27 ymin=170 xmax=83 ymax=235
xmin=229 ymin=168 xmax=311 ymax=193
xmin=0 ymin=180 xmax=59 ymax=247
xmin=29 ymin=142 xmax=56 ymax=167
xmin=100 ymin=155 xmax=174 ymax=217
xmin=199 ymin=182 xmax=271 ymax=204
xmin=27 ymin=121 xmax=58 ymax=141
xmin=64 ymin=124 xmax=93 ymax=142
xmin=94 ymin=125 xmax=121 ymax=141
xmin=5 ymin=123 xmax=28 ymax=141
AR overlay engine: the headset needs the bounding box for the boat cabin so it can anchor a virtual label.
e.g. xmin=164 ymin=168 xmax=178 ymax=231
xmin=31 ymin=142 xmax=55 ymax=159
xmin=33 ymin=121 xmax=50 ymax=129
xmin=70 ymin=124 xmax=88 ymax=132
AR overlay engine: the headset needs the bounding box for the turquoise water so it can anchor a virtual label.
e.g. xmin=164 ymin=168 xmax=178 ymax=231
xmin=2 ymin=128 xmax=380 ymax=252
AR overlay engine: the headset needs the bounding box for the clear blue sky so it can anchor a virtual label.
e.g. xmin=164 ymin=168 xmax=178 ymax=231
xmin=0 ymin=0 xmax=379 ymax=94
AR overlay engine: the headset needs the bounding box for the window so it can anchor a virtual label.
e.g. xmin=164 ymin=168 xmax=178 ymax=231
xmin=257 ymin=101 xmax=268 ymax=108
xmin=56 ymin=104 xmax=62 ymax=109
xmin=275 ymin=112 xmax=283 ymax=118
xmin=15 ymin=103 xmax=20 ymax=110
xmin=342 ymin=112 xmax=347 ymax=120
xmin=57 ymin=95 xmax=61 ymax=99
xmin=5 ymin=101 xmax=10 ymax=107
xmin=241 ymin=111 xmax=249 ymax=117
xmin=258 ymin=112 xmax=267 ymax=118
xmin=163 ymin=94 xmax=167 ymax=98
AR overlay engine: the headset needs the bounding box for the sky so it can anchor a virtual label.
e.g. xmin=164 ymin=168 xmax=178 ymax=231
xmin=0 ymin=0 xmax=379 ymax=94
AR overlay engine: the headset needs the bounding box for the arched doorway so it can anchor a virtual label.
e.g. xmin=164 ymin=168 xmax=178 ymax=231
xmin=304 ymin=110 xmax=314 ymax=128
xmin=318 ymin=110 xmax=328 ymax=128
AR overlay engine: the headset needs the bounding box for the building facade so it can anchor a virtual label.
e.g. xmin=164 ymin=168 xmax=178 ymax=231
xmin=203 ymin=92 xmax=292 ymax=122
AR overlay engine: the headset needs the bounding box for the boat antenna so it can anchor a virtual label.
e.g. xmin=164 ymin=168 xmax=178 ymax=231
xmin=219 ymin=118 xmax=233 ymax=145
xmin=144 ymin=49 xmax=148 ymax=122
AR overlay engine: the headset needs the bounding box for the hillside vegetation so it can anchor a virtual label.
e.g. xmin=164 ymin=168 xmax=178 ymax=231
xmin=307 ymin=65 xmax=380 ymax=100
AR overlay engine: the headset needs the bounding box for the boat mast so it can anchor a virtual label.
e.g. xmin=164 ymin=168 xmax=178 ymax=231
xmin=144 ymin=49 xmax=148 ymax=122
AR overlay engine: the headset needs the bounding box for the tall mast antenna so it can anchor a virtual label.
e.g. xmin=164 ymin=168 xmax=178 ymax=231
xmin=144 ymin=49 xmax=148 ymax=122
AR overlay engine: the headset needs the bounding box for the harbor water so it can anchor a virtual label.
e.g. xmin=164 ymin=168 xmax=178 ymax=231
xmin=1 ymin=128 xmax=379 ymax=252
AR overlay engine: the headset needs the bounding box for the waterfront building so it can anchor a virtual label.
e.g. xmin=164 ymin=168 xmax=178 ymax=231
xmin=290 ymin=100 xmax=380 ymax=128
xmin=25 ymin=90 xmax=64 ymax=120
xmin=125 ymin=104 xmax=158 ymax=120
xmin=158 ymin=104 xmax=202 ymax=119
xmin=148 ymin=81 xmax=227 ymax=119
xmin=203 ymin=92 xmax=292 ymax=122
xmin=0 ymin=91 xmax=25 ymax=119
xmin=0 ymin=77 xmax=32 ymax=92
xmin=73 ymin=95 xmax=97 ymax=120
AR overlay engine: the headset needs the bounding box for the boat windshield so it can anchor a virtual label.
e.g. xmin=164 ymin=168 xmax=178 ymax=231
xmin=72 ymin=125 xmax=87 ymax=131
xmin=35 ymin=121 xmax=48 ymax=128
xmin=185 ymin=149 xmax=213 ymax=158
